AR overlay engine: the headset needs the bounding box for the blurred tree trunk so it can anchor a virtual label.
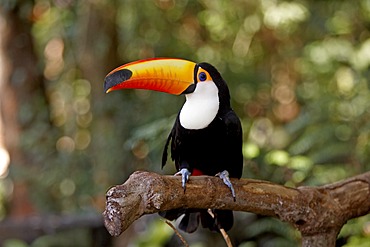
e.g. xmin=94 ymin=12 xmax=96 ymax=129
xmin=77 ymin=0 xmax=119 ymax=98
xmin=0 ymin=2 xmax=49 ymax=217
xmin=75 ymin=1 xmax=140 ymax=245
xmin=76 ymin=0 xmax=122 ymax=192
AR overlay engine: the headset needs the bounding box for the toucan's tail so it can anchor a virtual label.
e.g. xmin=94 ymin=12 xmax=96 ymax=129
xmin=159 ymin=209 xmax=233 ymax=233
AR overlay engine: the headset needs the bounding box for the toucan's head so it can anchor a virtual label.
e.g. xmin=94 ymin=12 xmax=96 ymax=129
xmin=104 ymin=58 xmax=230 ymax=100
xmin=104 ymin=58 xmax=231 ymax=129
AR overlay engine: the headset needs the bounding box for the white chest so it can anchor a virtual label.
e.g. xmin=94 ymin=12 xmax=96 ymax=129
xmin=179 ymin=81 xmax=219 ymax=130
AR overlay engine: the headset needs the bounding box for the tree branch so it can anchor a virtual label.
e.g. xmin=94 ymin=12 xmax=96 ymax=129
xmin=103 ymin=171 xmax=370 ymax=246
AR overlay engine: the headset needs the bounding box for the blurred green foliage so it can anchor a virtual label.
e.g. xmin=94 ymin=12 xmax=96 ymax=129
xmin=1 ymin=0 xmax=370 ymax=246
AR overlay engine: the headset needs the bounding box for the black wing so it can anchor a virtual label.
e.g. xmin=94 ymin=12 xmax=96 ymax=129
xmin=222 ymin=109 xmax=243 ymax=178
xmin=162 ymin=116 xmax=181 ymax=169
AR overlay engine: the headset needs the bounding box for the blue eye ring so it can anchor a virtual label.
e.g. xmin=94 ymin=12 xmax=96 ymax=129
xmin=198 ymin=72 xmax=207 ymax=81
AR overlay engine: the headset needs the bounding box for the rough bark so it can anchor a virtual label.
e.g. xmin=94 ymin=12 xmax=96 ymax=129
xmin=103 ymin=171 xmax=370 ymax=247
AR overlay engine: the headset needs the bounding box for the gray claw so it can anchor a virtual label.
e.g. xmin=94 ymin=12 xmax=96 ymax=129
xmin=174 ymin=168 xmax=191 ymax=191
xmin=216 ymin=170 xmax=236 ymax=200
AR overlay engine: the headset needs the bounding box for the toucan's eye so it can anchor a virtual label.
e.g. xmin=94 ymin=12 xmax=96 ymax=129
xmin=198 ymin=72 xmax=207 ymax=81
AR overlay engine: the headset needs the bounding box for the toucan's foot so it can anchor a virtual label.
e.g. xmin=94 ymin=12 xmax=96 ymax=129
xmin=216 ymin=170 xmax=236 ymax=201
xmin=174 ymin=168 xmax=191 ymax=191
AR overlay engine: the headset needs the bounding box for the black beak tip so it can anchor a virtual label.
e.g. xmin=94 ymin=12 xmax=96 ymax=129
xmin=104 ymin=69 xmax=133 ymax=93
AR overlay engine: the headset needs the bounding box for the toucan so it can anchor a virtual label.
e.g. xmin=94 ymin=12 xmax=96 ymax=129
xmin=104 ymin=58 xmax=243 ymax=233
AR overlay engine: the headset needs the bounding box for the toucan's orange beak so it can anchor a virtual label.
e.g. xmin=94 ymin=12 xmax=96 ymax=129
xmin=104 ymin=58 xmax=196 ymax=95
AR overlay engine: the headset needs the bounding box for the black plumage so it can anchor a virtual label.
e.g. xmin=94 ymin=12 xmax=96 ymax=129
xmin=160 ymin=63 xmax=243 ymax=233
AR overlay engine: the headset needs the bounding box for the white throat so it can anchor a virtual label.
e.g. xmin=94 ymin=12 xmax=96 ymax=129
xmin=179 ymin=81 xmax=219 ymax=130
